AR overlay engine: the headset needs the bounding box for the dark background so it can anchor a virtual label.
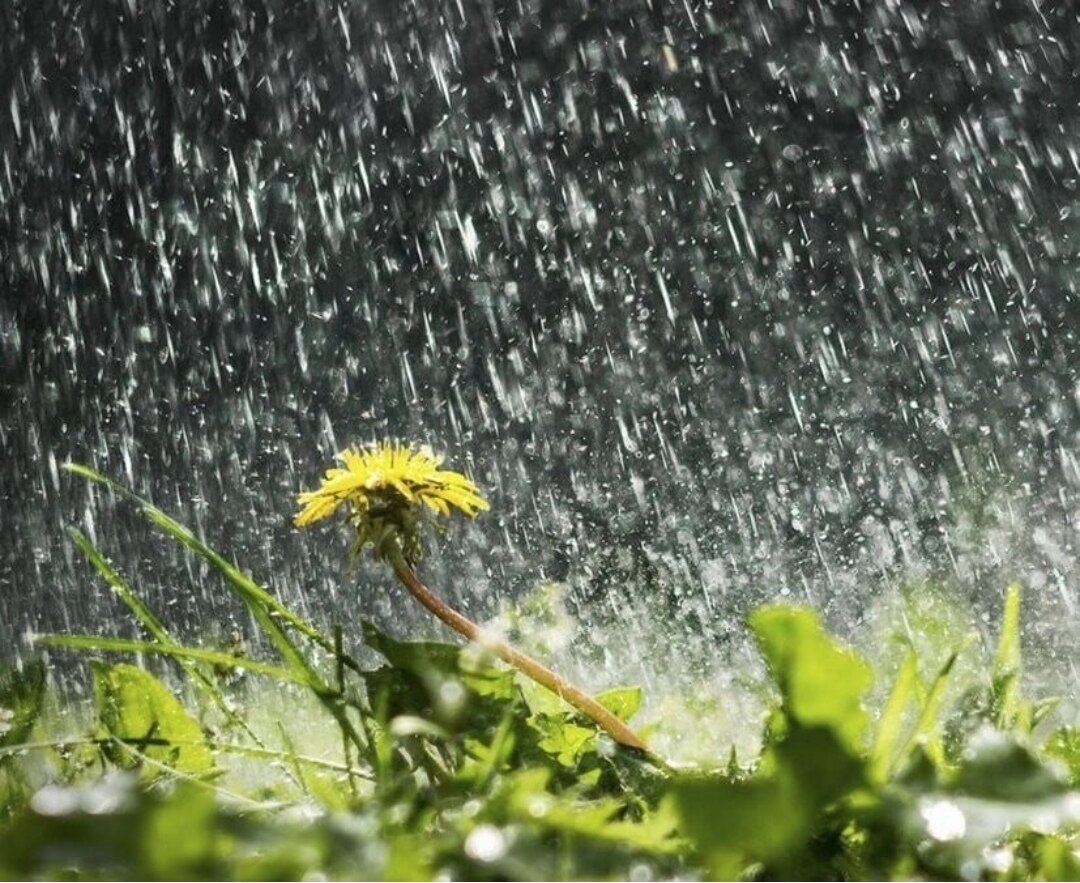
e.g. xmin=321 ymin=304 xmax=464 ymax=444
xmin=2 ymin=0 xmax=1078 ymax=698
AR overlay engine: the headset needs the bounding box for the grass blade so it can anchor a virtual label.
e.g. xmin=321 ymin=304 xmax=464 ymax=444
xmin=0 ymin=737 xmax=372 ymax=781
xmin=143 ymin=507 xmax=324 ymax=646
xmin=64 ymin=462 xmax=324 ymax=644
xmin=35 ymin=634 xmax=306 ymax=685
xmin=67 ymin=527 xmax=269 ymax=747
xmin=69 ymin=527 xmax=168 ymax=641
xmin=871 ymin=649 xmax=918 ymax=780
xmin=65 ymin=462 xmax=326 ymax=682
xmin=898 ymin=650 xmax=958 ymax=768
xmin=992 ymin=583 xmax=1026 ymax=730
xmin=64 ymin=462 xmax=368 ymax=758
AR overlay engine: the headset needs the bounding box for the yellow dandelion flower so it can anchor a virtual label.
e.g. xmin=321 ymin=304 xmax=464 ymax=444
xmin=294 ymin=441 xmax=488 ymax=560
xmin=292 ymin=440 xmax=654 ymax=757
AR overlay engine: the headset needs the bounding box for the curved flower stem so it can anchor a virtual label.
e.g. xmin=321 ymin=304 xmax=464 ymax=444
xmin=387 ymin=547 xmax=659 ymax=761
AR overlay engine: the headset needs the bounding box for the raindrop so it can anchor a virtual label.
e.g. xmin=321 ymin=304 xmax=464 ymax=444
xmin=464 ymin=824 xmax=507 ymax=863
xmin=920 ymin=799 xmax=967 ymax=842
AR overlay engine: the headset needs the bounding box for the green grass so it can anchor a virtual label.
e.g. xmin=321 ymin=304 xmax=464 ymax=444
xmin=0 ymin=467 xmax=1077 ymax=880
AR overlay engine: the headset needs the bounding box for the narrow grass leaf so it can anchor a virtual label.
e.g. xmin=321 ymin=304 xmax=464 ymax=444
xmin=992 ymin=583 xmax=1025 ymax=730
xmin=871 ymin=649 xmax=918 ymax=780
xmin=142 ymin=508 xmax=322 ymax=648
xmin=65 ymin=527 xmax=284 ymax=748
xmin=35 ymin=634 xmax=306 ymax=684
xmin=64 ymin=462 xmax=325 ymax=645
xmin=901 ymin=650 xmax=958 ymax=768
xmin=69 ymin=527 xmax=169 ymax=642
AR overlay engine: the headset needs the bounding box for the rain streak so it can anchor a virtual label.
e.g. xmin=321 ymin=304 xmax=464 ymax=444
xmin=2 ymin=0 xmax=1078 ymax=733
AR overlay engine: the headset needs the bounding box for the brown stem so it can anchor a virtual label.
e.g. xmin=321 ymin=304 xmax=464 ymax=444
xmin=388 ymin=548 xmax=655 ymax=757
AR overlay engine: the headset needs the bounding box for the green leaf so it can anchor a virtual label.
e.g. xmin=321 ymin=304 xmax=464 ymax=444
xmin=68 ymin=528 xmax=169 ymax=643
xmin=64 ymin=463 xmax=335 ymax=731
xmin=991 ymin=583 xmax=1032 ymax=732
xmin=362 ymin=620 xmax=463 ymax=677
xmin=901 ymin=650 xmax=958 ymax=768
xmin=595 ymin=686 xmax=643 ymax=723
xmin=486 ymin=768 xmax=680 ymax=854
xmin=65 ymin=528 xmax=269 ymax=748
xmin=672 ymin=726 xmax=864 ymax=879
xmin=139 ymin=782 xmax=217 ymax=878
xmin=749 ymin=605 xmax=873 ymax=751
xmin=897 ymin=731 xmax=1080 ymax=876
xmin=0 ymin=660 xmax=45 ymax=752
xmin=532 ymin=716 xmax=597 ymax=767
xmin=362 ymin=620 xmax=517 ymax=702
xmin=361 ymin=646 xmax=518 ymax=740
xmin=771 ymin=725 xmax=865 ymax=807
xmin=673 ymin=775 xmax=802 ymax=879
xmin=992 ymin=583 xmax=1022 ymax=683
xmin=1045 ymin=727 xmax=1080 ymax=785
xmin=871 ymin=649 xmax=918 ymax=780
xmin=951 ymin=731 xmax=1068 ymax=802
xmin=141 ymin=509 xmax=323 ymax=688
xmin=36 ymin=634 xmax=304 ymax=684
xmin=64 ymin=463 xmax=326 ymax=651
xmin=1011 ymin=831 xmax=1080 ymax=881
xmin=91 ymin=662 xmax=213 ymax=776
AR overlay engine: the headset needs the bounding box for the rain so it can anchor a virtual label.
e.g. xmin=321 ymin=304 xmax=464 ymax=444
xmin=2 ymin=0 xmax=1079 ymax=754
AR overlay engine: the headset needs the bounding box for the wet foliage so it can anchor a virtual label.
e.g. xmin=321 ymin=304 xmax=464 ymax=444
xmin=0 ymin=470 xmax=1077 ymax=880
xmin=3 ymin=1 xmax=1080 ymax=875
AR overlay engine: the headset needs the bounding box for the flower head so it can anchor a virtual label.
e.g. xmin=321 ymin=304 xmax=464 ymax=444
xmin=294 ymin=441 xmax=488 ymax=561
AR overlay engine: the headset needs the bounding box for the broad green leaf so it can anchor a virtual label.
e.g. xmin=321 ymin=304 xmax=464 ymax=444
xmin=899 ymin=731 xmax=1080 ymax=876
xmin=516 ymin=673 xmax=565 ymax=717
xmin=139 ymin=782 xmax=217 ymax=878
xmin=487 ymin=768 xmax=679 ymax=854
xmin=362 ymin=620 xmax=467 ymax=676
xmin=362 ymin=656 xmax=516 ymax=740
xmin=362 ymin=620 xmax=516 ymax=701
xmin=672 ymin=726 xmax=863 ymax=878
xmin=749 ymin=605 xmax=873 ymax=751
xmin=532 ymin=715 xmax=597 ymax=766
xmin=951 ymin=731 xmax=1068 ymax=801
xmin=770 ymin=725 xmax=865 ymax=807
xmin=595 ymin=686 xmax=643 ymax=723
xmin=92 ymin=662 xmax=213 ymax=776
xmin=673 ymin=775 xmax=803 ymax=879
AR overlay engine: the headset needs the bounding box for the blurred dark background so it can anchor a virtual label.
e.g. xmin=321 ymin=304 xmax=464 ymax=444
xmin=1 ymin=1 xmax=1078 ymax=695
